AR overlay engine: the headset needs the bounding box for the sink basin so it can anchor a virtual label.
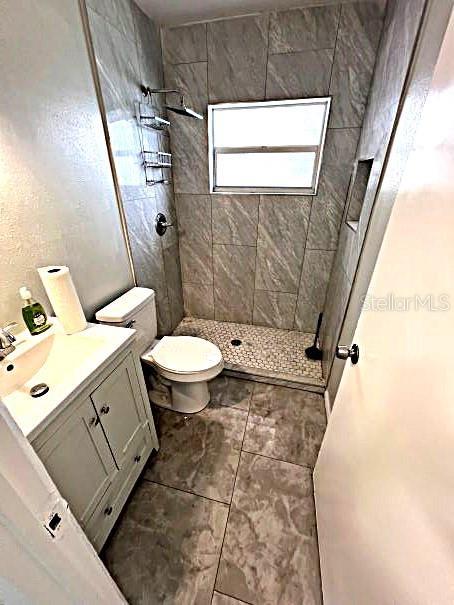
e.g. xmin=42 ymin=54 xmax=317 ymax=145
xmin=0 ymin=319 xmax=136 ymax=439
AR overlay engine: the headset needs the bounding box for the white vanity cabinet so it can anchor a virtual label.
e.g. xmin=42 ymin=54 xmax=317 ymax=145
xmin=32 ymin=348 xmax=157 ymax=552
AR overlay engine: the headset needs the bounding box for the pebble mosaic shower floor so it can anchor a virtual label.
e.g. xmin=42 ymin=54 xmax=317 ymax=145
xmin=173 ymin=317 xmax=324 ymax=388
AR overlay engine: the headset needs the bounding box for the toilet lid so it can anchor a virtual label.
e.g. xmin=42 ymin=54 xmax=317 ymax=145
xmin=149 ymin=336 xmax=223 ymax=374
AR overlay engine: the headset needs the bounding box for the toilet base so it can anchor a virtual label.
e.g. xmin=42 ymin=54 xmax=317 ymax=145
xmin=147 ymin=371 xmax=211 ymax=414
xmin=169 ymin=380 xmax=210 ymax=414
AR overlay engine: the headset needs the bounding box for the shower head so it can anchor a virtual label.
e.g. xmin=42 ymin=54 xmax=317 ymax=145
xmin=142 ymin=86 xmax=204 ymax=120
xmin=165 ymin=103 xmax=203 ymax=120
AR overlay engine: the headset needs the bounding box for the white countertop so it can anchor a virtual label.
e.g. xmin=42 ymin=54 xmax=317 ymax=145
xmin=0 ymin=319 xmax=136 ymax=441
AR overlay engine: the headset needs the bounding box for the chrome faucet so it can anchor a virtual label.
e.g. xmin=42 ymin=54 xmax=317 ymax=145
xmin=0 ymin=322 xmax=18 ymax=360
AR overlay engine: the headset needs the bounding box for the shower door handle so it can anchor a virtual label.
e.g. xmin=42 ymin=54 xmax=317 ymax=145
xmin=336 ymin=344 xmax=359 ymax=364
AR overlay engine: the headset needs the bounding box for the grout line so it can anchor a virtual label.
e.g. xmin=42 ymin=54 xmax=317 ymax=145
xmin=213 ymin=589 xmax=254 ymax=605
xmin=211 ymin=383 xmax=255 ymax=602
xmin=240 ymin=449 xmax=317 ymax=472
xmin=328 ymin=3 xmax=342 ymax=93
xmin=141 ymin=476 xmax=230 ymax=507
xmin=263 ymin=11 xmax=271 ymax=100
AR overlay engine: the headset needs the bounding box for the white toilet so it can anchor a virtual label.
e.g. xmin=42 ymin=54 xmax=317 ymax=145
xmin=96 ymin=287 xmax=223 ymax=413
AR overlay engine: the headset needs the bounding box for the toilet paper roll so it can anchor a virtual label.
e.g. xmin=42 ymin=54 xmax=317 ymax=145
xmin=38 ymin=266 xmax=87 ymax=335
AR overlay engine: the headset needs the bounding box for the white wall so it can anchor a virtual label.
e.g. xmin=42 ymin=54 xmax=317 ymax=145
xmin=0 ymin=0 xmax=133 ymax=326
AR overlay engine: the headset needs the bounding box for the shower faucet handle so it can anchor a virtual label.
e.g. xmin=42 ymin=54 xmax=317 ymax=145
xmin=155 ymin=212 xmax=174 ymax=236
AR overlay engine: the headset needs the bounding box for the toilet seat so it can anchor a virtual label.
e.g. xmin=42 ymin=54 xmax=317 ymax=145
xmin=141 ymin=336 xmax=223 ymax=382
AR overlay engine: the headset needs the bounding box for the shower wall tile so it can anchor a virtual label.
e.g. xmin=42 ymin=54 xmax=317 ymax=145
xmin=255 ymin=196 xmax=311 ymax=293
xmin=123 ymin=195 xmax=171 ymax=334
xmin=162 ymin=23 xmax=207 ymax=65
xmin=175 ymin=194 xmax=211 ymax=246
xmin=307 ymin=128 xmax=360 ymax=250
xmin=295 ymin=250 xmax=335 ymax=332
xmin=207 ymin=15 xmax=269 ymax=103
xmin=176 ymin=194 xmax=213 ymax=284
xmin=161 ymin=3 xmax=384 ymax=329
xmin=212 ymin=195 xmax=259 ymax=246
xmin=171 ymin=123 xmax=209 ymax=194
xmin=269 ymin=5 xmax=340 ymax=54
xmin=214 ymin=245 xmax=256 ymax=323
xmin=165 ymin=61 xmax=208 ymax=115
xmin=132 ymin=3 xmax=164 ymax=92
xmin=253 ymin=291 xmax=297 ymax=330
xmin=154 ymin=183 xmax=178 ymax=250
xmin=179 ymin=240 xmax=213 ymax=285
xmin=87 ymin=0 xmax=135 ymax=42
xmin=88 ymin=0 xmax=184 ymax=335
xmin=183 ymin=283 xmax=214 ymax=319
xmin=265 ymin=50 xmax=333 ymax=100
xmin=329 ymin=3 xmax=385 ymax=127
xmin=321 ymin=0 xmax=424 ymax=385
xmin=163 ymin=244 xmax=184 ymax=328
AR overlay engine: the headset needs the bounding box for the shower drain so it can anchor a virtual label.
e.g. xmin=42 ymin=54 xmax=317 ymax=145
xmin=231 ymin=339 xmax=242 ymax=347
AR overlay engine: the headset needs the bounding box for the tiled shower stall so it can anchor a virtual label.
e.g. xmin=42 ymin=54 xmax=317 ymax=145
xmin=86 ymin=0 xmax=394 ymax=385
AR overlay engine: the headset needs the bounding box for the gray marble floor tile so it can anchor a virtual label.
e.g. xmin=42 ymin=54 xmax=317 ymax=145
xmin=243 ymin=383 xmax=326 ymax=467
xmin=253 ymin=290 xmax=297 ymax=330
xmin=269 ymin=5 xmax=340 ymax=54
xmin=213 ymin=245 xmax=256 ymax=324
xmin=183 ymin=283 xmax=215 ymax=319
xmin=208 ymin=15 xmax=268 ymax=103
xmin=209 ymin=375 xmax=254 ymax=411
xmin=212 ymin=195 xmax=259 ymax=246
xmin=103 ymin=480 xmax=228 ymax=605
xmin=329 ymin=3 xmax=384 ymax=127
xmin=162 ymin=244 xmax=184 ymax=330
xmin=145 ymin=404 xmax=248 ymax=503
xmin=216 ymin=452 xmax=322 ymax=605
xmin=294 ymin=249 xmax=335 ymax=333
xmin=163 ymin=23 xmax=207 ymax=64
xmin=212 ymin=592 xmax=249 ymax=605
xmin=255 ymin=196 xmax=311 ymax=293
xmin=87 ymin=0 xmax=135 ymax=42
xmin=266 ymin=49 xmax=333 ymax=100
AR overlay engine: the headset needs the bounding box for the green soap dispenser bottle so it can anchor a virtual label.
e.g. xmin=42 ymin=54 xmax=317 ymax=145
xmin=20 ymin=286 xmax=50 ymax=335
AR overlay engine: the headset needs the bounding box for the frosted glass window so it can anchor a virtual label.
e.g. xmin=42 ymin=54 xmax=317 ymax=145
xmin=208 ymin=98 xmax=331 ymax=195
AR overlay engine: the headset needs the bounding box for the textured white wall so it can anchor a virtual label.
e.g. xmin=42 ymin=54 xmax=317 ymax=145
xmin=0 ymin=0 xmax=133 ymax=327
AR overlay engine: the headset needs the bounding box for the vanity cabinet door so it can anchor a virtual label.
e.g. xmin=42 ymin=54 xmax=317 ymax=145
xmin=36 ymin=397 xmax=117 ymax=528
xmin=91 ymin=353 xmax=149 ymax=471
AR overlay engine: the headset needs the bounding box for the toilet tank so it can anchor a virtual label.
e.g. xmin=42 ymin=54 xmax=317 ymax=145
xmin=95 ymin=287 xmax=157 ymax=355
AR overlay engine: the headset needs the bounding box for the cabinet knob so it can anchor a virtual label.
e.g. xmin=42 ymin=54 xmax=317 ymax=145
xmin=104 ymin=506 xmax=113 ymax=516
xmin=134 ymin=455 xmax=141 ymax=463
xmin=100 ymin=405 xmax=110 ymax=415
xmin=89 ymin=416 xmax=99 ymax=427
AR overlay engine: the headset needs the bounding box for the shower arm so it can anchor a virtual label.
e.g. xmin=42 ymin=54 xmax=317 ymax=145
xmin=141 ymin=86 xmax=184 ymax=105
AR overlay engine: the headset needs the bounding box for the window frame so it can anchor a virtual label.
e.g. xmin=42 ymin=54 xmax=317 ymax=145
xmin=208 ymin=97 xmax=331 ymax=196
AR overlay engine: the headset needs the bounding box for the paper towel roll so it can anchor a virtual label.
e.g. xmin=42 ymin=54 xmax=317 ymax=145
xmin=38 ymin=266 xmax=87 ymax=335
